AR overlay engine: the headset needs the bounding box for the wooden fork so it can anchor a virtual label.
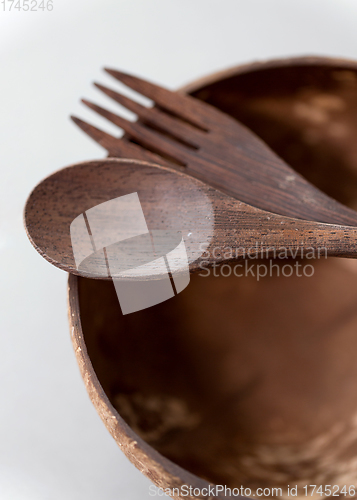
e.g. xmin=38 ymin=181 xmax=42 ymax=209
xmin=71 ymin=69 xmax=357 ymax=226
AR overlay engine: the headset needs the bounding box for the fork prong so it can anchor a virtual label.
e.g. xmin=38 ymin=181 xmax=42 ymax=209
xmin=81 ymin=99 xmax=192 ymax=166
xmin=70 ymin=115 xmax=173 ymax=167
xmin=93 ymin=82 xmax=149 ymax=118
xmin=104 ymin=68 xmax=235 ymax=132
xmin=81 ymin=99 xmax=126 ymax=130
xmin=94 ymin=82 xmax=203 ymax=147
xmin=71 ymin=115 xmax=118 ymax=151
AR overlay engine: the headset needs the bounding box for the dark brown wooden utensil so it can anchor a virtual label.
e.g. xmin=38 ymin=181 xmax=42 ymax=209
xmin=71 ymin=69 xmax=357 ymax=226
xmin=25 ymin=158 xmax=357 ymax=280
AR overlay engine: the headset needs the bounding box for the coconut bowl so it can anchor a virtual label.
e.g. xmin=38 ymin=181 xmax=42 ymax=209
xmin=68 ymin=56 xmax=357 ymax=499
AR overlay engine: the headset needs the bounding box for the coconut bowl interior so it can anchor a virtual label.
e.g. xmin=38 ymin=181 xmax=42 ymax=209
xmin=70 ymin=59 xmax=357 ymax=494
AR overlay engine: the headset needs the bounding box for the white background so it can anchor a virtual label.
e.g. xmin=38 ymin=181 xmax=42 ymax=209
xmin=1 ymin=1 xmax=357 ymax=498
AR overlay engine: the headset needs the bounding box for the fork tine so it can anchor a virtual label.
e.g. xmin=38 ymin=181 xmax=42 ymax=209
xmin=71 ymin=115 xmax=118 ymax=152
xmin=70 ymin=115 xmax=173 ymax=167
xmin=81 ymin=99 xmax=192 ymax=166
xmin=104 ymin=68 xmax=235 ymax=132
xmin=94 ymin=82 xmax=203 ymax=147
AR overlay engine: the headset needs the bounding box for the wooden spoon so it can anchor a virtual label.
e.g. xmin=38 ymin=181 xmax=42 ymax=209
xmin=24 ymin=159 xmax=357 ymax=280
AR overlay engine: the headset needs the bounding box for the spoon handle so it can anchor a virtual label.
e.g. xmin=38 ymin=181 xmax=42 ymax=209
xmin=211 ymin=198 xmax=357 ymax=262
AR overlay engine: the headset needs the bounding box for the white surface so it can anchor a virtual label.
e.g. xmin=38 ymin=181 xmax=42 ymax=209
xmin=1 ymin=0 xmax=357 ymax=498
